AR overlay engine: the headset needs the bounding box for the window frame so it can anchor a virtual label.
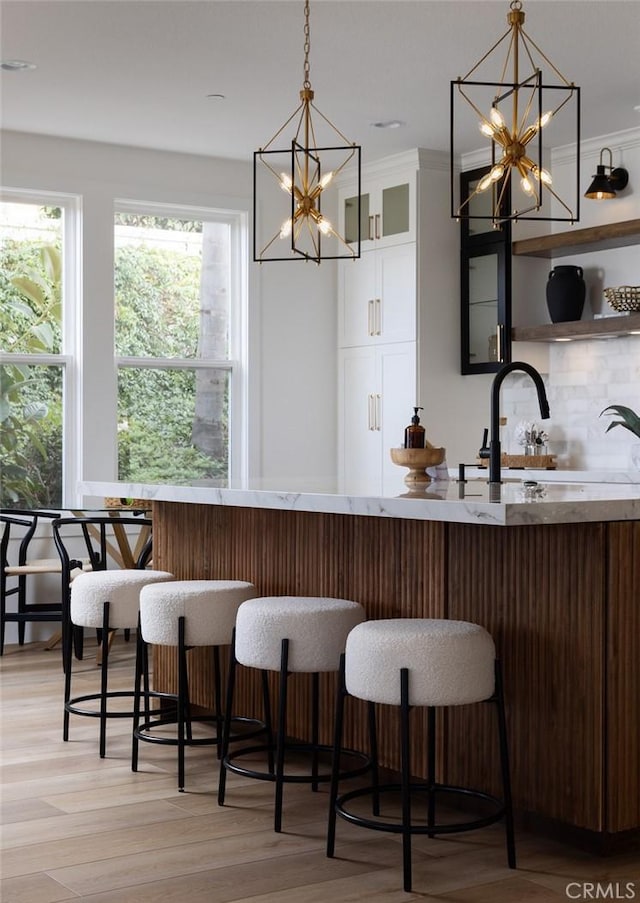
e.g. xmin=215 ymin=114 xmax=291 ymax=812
xmin=0 ymin=187 xmax=82 ymax=507
xmin=113 ymin=198 xmax=249 ymax=487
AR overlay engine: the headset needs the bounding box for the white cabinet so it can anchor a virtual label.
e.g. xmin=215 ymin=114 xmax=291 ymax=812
xmin=339 ymin=243 xmax=416 ymax=347
xmin=340 ymin=169 xmax=416 ymax=251
xmin=338 ymin=343 xmax=416 ymax=495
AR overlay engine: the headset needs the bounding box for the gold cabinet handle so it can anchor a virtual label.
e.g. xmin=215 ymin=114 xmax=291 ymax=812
xmin=375 ymin=394 xmax=381 ymax=430
xmin=368 ymin=393 xmax=374 ymax=430
xmin=375 ymin=213 xmax=381 ymax=240
xmin=368 ymin=215 xmax=374 ymax=241
xmin=368 ymin=299 xmax=374 ymax=336
xmin=375 ymin=298 xmax=382 ymax=336
xmin=496 ymin=323 xmax=504 ymax=362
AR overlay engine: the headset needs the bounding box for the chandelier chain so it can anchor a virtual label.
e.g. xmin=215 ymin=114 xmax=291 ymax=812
xmin=303 ymin=0 xmax=311 ymax=88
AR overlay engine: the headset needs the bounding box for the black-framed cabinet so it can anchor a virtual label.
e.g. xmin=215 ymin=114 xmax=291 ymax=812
xmin=460 ymin=166 xmax=512 ymax=375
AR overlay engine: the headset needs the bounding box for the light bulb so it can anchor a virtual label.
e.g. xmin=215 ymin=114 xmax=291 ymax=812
xmin=520 ymin=176 xmax=535 ymax=196
xmin=319 ymin=171 xmax=334 ymax=189
xmin=490 ymin=163 xmax=505 ymax=182
xmin=279 ymin=173 xmax=293 ymax=192
xmin=480 ymin=121 xmax=495 ymax=138
xmin=490 ymin=107 xmax=505 ymax=128
xmin=280 ymin=218 xmax=293 ymax=238
xmin=477 ymin=173 xmax=494 ymax=192
xmin=318 ymin=217 xmax=333 ymax=235
xmin=537 ymin=111 xmax=553 ymax=129
xmin=538 ymin=167 xmax=552 ymax=186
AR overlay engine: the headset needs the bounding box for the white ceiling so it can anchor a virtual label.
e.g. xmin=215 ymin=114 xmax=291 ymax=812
xmin=1 ymin=0 xmax=639 ymax=165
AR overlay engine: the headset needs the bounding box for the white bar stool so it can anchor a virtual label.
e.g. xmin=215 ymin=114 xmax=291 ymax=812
xmin=327 ymin=618 xmax=516 ymax=893
xmin=65 ymin=568 xmax=174 ymax=757
xmin=218 ymin=595 xmax=369 ymax=832
xmin=132 ymin=579 xmax=259 ymax=791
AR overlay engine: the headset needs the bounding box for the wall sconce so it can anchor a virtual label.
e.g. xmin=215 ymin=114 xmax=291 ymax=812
xmin=584 ymin=148 xmax=630 ymax=200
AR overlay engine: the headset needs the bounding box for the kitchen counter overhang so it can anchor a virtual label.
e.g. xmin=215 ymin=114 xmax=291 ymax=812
xmin=81 ymin=479 xmax=640 ymax=527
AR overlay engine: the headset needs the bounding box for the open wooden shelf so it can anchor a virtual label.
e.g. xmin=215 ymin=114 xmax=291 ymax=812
xmin=512 ymin=218 xmax=640 ymax=258
xmin=512 ymin=313 xmax=640 ymax=342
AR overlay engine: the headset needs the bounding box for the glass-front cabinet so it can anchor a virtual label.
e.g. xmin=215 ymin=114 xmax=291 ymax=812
xmin=341 ymin=171 xmax=415 ymax=250
xmin=460 ymin=166 xmax=511 ymax=374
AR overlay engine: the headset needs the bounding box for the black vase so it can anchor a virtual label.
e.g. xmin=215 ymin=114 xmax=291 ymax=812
xmin=546 ymin=265 xmax=586 ymax=323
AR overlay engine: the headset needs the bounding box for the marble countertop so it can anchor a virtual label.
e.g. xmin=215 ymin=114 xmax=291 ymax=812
xmin=80 ymin=478 xmax=640 ymax=527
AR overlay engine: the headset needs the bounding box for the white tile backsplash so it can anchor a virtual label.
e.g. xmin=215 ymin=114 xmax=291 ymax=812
xmin=501 ymin=335 xmax=640 ymax=470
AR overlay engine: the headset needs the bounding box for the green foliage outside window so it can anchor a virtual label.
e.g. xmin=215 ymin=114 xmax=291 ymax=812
xmin=0 ymin=234 xmax=63 ymax=507
xmin=1 ymin=209 xmax=229 ymax=506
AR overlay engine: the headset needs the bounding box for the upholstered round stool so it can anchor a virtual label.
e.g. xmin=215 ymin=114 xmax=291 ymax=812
xmin=65 ymin=568 xmax=174 ymax=757
xmin=132 ymin=579 xmax=260 ymax=791
xmin=218 ymin=595 xmax=369 ymax=832
xmin=327 ymin=618 xmax=516 ymax=893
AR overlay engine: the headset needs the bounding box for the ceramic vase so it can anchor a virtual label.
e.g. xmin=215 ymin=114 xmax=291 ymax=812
xmin=546 ymin=265 xmax=586 ymax=323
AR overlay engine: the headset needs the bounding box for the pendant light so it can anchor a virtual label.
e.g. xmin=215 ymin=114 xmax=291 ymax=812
xmin=253 ymin=0 xmax=361 ymax=263
xmin=451 ymin=0 xmax=581 ymax=226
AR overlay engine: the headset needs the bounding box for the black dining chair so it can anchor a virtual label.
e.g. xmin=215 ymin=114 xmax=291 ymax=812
xmin=1 ymin=509 xmax=63 ymax=655
xmin=52 ymin=515 xmax=153 ymax=669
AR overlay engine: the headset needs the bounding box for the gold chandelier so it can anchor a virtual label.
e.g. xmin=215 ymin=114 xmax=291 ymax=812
xmin=451 ymin=0 xmax=580 ymax=225
xmin=253 ymin=0 xmax=361 ymax=263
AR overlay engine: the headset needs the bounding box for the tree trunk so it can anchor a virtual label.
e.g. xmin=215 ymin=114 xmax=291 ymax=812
xmin=192 ymin=222 xmax=229 ymax=464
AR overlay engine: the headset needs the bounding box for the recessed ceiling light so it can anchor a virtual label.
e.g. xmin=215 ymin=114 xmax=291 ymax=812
xmin=206 ymin=93 xmax=226 ymax=100
xmin=0 ymin=59 xmax=36 ymax=72
xmin=554 ymin=337 xmax=572 ymax=342
xmin=370 ymin=120 xmax=404 ymax=130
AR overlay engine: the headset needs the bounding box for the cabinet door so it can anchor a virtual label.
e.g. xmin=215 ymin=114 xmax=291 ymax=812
xmin=378 ymin=343 xmax=417 ymax=496
xmin=376 ymin=244 xmax=416 ymax=344
xmin=341 ymin=171 xmax=416 ymax=252
xmin=339 ymin=244 xmax=416 ymax=348
xmin=339 ymin=252 xmax=376 ymax=347
xmin=461 ymin=242 xmax=511 ymax=374
xmin=338 ymin=347 xmax=381 ymax=494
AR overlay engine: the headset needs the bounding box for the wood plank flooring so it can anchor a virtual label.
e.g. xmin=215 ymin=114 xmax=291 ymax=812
xmin=2 ymin=639 xmax=639 ymax=903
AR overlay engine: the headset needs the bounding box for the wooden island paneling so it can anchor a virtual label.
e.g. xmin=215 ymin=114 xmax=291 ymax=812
xmin=152 ymin=500 xmax=640 ymax=852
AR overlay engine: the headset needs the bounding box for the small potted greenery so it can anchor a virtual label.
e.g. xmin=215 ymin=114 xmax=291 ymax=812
xmin=601 ymin=404 xmax=640 ymax=468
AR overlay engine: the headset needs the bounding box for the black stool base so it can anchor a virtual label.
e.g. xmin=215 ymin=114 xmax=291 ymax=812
xmin=224 ymin=740 xmax=369 ymax=786
xmin=335 ymin=781 xmax=507 ymax=836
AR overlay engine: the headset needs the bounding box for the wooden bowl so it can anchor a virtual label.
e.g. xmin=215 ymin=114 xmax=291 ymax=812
xmin=390 ymin=446 xmax=446 ymax=484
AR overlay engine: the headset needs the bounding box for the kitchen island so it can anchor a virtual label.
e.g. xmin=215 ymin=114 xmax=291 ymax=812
xmin=83 ymin=478 xmax=640 ymax=852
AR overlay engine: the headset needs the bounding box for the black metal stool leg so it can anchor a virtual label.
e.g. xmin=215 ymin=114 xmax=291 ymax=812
xmin=218 ymin=628 xmax=237 ymax=806
xmin=62 ymin=610 xmax=74 ymax=741
xmin=131 ymin=616 xmax=144 ymax=772
xmin=495 ymin=660 xmax=517 ymax=869
xmin=262 ymin=670 xmax=274 ymax=773
xmin=400 ymin=667 xmax=412 ymax=893
xmin=427 ymin=706 xmax=436 ymax=836
xmin=368 ymin=700 xmax=380 ymax=816
xmin=274 ymin=638 xmax=289 ymax=833
xmin=213 ymin=645 xmax=223 ymax=759
xmin=327 ymin=653 xmax=346 ymax=858
xmin=178 ymin=617 xmax=187 ymax=792
xmin=98 ymin=601 xmax=111 ymax=759
xmin=311 ymin=672 xmax=320 ymax=792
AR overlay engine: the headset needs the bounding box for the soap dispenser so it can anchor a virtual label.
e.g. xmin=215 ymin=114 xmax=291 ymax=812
xmin=404 ymin=407 xmax=425 ymax=449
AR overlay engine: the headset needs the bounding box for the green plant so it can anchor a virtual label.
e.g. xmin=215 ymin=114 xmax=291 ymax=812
xmin=600 ymin=404 xmax=640 ymax=440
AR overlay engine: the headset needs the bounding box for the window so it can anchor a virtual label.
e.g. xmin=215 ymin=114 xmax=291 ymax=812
xmin=0 ymin=194 xmax=79 ymax=507
xmin=114 ymin=203 xmax=244 ymax=486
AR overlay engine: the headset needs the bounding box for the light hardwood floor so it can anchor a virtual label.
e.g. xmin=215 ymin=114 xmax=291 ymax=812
xmin=1 ymin=638 xmax=639 ymax=903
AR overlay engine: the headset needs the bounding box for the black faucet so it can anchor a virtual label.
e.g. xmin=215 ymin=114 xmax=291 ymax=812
xmin=489 ymin=361 xmax=550 ymax=484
